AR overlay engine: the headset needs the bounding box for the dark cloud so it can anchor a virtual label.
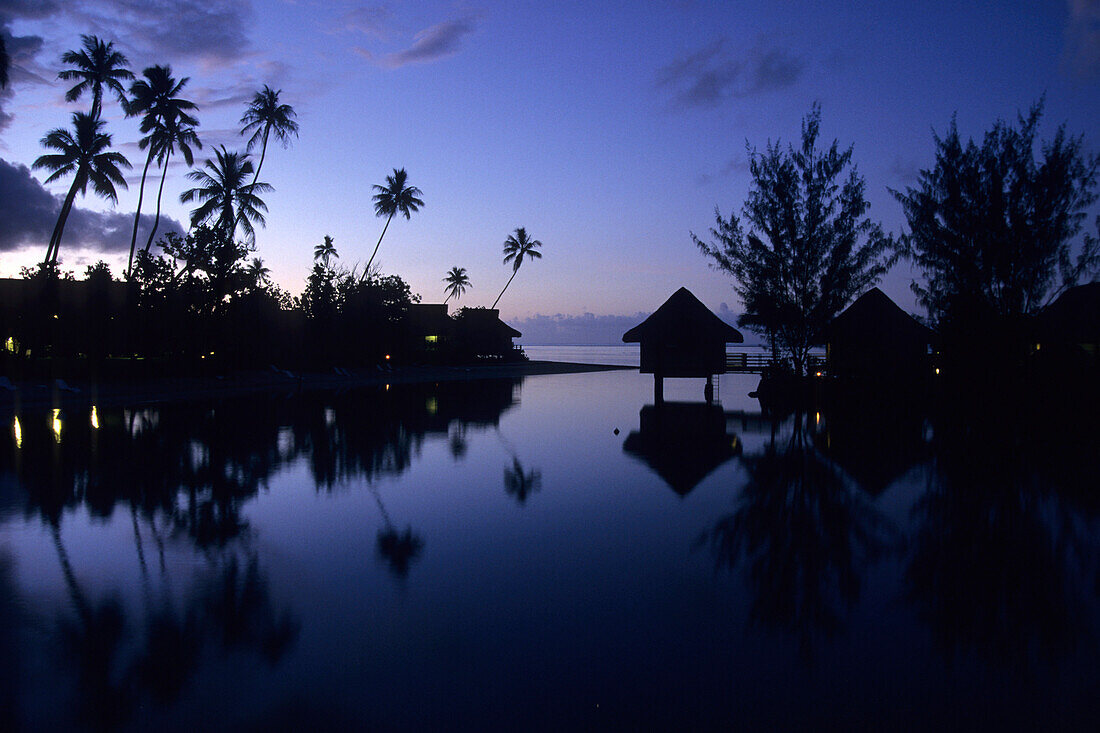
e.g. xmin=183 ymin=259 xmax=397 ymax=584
xmin=889 ymin=156 xmax=921 ymax=185
xmin=377 ymin=17 xmax=476 ymax=68
xmin=0 ymin=158 xmax=183 ymax=253
xmin=1065 ymin=0 xmax=1100 ymax=78
xmin=0 ymin=24 xmax=48 ymax=131
xmin=657 ymin=38 xmax=805 ymax=109
xmin=696 ymin=155 xmax=751 ymax=186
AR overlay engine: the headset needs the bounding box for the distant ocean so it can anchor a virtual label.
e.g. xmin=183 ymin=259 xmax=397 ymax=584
xmin=520 ymin=343 xmax=774 ymax=367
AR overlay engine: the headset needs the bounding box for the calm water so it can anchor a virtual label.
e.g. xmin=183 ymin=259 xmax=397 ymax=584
xmin=1 ymin=368 xmax=1098 ymax=730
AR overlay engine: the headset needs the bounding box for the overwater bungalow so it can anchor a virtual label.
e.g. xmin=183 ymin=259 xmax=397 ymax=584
xmin=824 ymin=287 xmax=934 ymax=383
xmin=452 ymin=307 xmax=522 ymax=361
xmin=1032 ymin=282 xmax=1099 ymax=363
xmin=622 ymin=287 xmax=743 ymax=403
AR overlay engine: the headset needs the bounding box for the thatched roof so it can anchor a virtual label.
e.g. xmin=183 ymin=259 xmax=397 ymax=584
xmin=825 ymin=288 xmax=933 ymax=344
xmin=1033 ymin=282 xmax=1100 ymax=343
xmin=622 ymin=287 xmax=743 ymax=344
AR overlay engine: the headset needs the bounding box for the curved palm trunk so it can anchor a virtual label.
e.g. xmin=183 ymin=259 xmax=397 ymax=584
xmin=46 ymin=180 xmax=81 ymax=265
xmin=491 ymin=267 xmax=519 ymax=309
xmin=232 ymin=128 xmax=269 ymax=241
xmin=364 ymin=211 xmax=394 ymax=275
xmin=143 ymin=147 xmax=172 ymax=253
xmin=127 ymin=148 xmax=155 ymax=276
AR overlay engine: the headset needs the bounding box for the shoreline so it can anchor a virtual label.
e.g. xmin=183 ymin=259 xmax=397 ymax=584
xmin=0 ymin=361 xmax=635 ymax=412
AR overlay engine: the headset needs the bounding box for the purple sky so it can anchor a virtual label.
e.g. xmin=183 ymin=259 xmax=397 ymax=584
xmin=1 ymin=0 xmax=1098 ymax=329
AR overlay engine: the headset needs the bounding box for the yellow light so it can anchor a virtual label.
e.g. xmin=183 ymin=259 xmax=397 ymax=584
xmin=815 ymin=411 xmax=821 ymax=425
xmin=52 ymin=314 xmax=59 ymax=320
xmin=425 ymin=335 xmax=438 ymax=344
xmin=935 ymin=367 xmax=940 ymax=375
xmin=426 ymin=397 xmax=438 ymax=415
xmin=91 ymin=406 xmax=99 ymax=430
xmin=13 ymin=417 xmax=21 ymax=449
xmin=385 ymin=383 xmax=390 ymax=391
xmin=384 ymin=354 xmax=391 ymax=360
xmin=4 ymin=337 xmax=14 ymax=353
xmin=51 ymin=408 xmax=62 ymax=443
xmin=815 ymin=371 xmax=823 ymax=377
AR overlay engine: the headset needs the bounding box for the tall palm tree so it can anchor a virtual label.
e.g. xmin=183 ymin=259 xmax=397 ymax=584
xmin=313 ymin=234 xmax=338 ymax=267
xmin=366 ymin=168 xmax=423 ymax=273
xmin=443 ymin=266 xmax=471 ymax=303
xmin=491 ymin=227 xmax=543 ymax=309
xmin=125 ymin=65 xmax=199 ymax=274
xmin=58 ymin=35 xmax=133 ymax=119
xmin=143 ymin=110 xmax=201 ymax=255
xmin=180 ymin=146 xmax=270 ymax=244
xmin=33 ymin=111 xmax=131 ymax=264
xmin=237 ymin=86 xmax=297 ymax=232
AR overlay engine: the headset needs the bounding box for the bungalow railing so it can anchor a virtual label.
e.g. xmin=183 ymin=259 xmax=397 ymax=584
xmin=725 ymin=351 xmax=827 ymax=374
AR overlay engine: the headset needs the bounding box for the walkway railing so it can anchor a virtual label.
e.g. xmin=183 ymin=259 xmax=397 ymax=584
xmin=725 ymin=351 xmax=826 ymax=374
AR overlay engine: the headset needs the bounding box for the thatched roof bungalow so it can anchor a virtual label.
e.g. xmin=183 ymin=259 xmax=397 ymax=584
xmin=623 ymin=286 xmax=742 ymax=373
xmin=824 ymin=288 xmax=934 ymax=381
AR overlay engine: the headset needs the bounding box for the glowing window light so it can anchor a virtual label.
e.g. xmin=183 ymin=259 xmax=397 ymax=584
xmin=426 ymin=397 xmax=438 ymax=415
xmin=4 ymin=337 xmax=14 ymax=353
xmin=51 ymin=408 xmax=62 ymax=443
xmin=13 ymin=417 xmax=22 ymax=449
xmin=425 ymin=335 xmax=438 ymax=344
xmin=91 ymin=406 xmax=99 ymax=430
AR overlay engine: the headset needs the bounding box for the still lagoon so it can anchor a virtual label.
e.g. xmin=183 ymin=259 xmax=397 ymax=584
xmin=1 ymin=365 xmax=1098 ymax=730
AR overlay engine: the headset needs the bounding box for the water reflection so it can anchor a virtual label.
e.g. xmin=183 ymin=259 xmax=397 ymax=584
xmin=700 ymin=414 xmax=899 ymax=657
xmin=623 ymin=402 xmax=741 ymax=496
xmin=905 ymin=407 xmax=1100 ymax=665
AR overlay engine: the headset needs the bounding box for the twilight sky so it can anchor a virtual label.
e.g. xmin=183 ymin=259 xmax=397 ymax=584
xmin=1 ymin=0 xmax=1098 ymax=326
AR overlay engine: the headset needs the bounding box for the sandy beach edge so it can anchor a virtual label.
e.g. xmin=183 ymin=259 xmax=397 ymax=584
xmin=0 ymin=361 xmax=635 ymax=412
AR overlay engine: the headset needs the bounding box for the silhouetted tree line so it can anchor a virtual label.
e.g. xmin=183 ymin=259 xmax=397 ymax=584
xmin=696 ymin=101 xmax=1099 ymax=380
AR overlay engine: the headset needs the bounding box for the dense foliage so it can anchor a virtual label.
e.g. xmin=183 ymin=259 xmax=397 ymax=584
xmin=694 ymin=105 xmax=893 ymax=376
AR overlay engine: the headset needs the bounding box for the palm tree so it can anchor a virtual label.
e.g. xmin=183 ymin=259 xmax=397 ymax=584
xmin=491 ymin=227 xmax=543 ymax=309
xmin=246 ymin=257 xmax=270 ymax=289
xmin=443 ymin=266 xmax=471 ymax=303
xmin=58 ymin=35 xmax=133 ymax=119
xmin=313 ymin=234 xmax=338 ymax=267
xmin=237 ymin=86 xmax=297 ymax=231
xmin=125 ymin=65 xmax=199 ymax=274
xmin=366 ymin=168 xmax=423 ymax=273
xmin=180 ymin=146 xmax=270 ymax=244
xmin=33 ymin=111 xmax=131 ymax=264
xmin=142 ymin=111 xmax=201 ymax=257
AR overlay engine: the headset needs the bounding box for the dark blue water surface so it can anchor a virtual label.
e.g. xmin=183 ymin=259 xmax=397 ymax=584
xmin=1 ymin=369 xmax=1098 ymax=731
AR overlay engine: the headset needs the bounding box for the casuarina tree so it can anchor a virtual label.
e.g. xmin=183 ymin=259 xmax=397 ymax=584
xmin=693 ymin=104 xmax=893 ymax=376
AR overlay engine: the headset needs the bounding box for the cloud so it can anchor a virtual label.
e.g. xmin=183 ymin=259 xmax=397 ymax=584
xmin=376 ymin=17 xmax=476 ymax=68
xmin=1065 ymin=0 xmax=1100 ymax=78
xmin=0 ymin=24 xmax=48 ymax=131
xmin=696 ymin=155 xmax=751 ymax=186
xmin=657 ymin=38 xmax=805 ymax=109
xmin=0 ymin=157 xmax=183 ymax=253
xmin=889 ymin=156 xmax=921 ymax=185
xmin=338 ymin=6 xmax=392 ymax=38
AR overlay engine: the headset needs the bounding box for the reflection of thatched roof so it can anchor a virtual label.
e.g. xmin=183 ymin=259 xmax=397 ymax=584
xmin=623 ymin=402 xmax=741 ymax=496
xmin=1033 ymin=282 xmax=1100 ymax=343
xmin=622 ymin=287 xmax=742 ymax=344
xmin=825 ymin=288 xmax=933 ymax=344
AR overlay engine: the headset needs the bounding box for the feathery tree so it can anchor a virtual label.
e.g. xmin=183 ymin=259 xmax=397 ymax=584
xmin=58 ymin=35 xmax=133 ymax=119
xmin=313 ymin=234 xmax=338 ymax=267
xmin=891 ymin=101 xmax=1099 ymax=326
xmin=443 ymin=266 xmax=471 ymax=303
xmin=125 ymin=65 xmax=199 ymax=274
xmin=366 ymin=168 xmax=423 ymax=272
xmin=237 ymin=85 xmax=297 ymax=231
xmin=180 ymin=146 xmax=270 ymax=244
xmin=492 ymin=227 xmax=543 ymax=309
xmin=33 ymin=112 xmax=131 ymax=264
xmin=693 ymin=104 xmax=893 ymax=376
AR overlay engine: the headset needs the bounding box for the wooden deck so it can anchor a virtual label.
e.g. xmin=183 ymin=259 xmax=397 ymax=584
xmin=725 ymin=351 xmax=826 ymax=374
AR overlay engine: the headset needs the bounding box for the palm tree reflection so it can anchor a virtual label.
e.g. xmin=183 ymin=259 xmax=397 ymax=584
xmin=701 ymin=415 xmax=898 ymax=657
xmin=504 ymin=457 xmax=542 ymax=505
